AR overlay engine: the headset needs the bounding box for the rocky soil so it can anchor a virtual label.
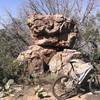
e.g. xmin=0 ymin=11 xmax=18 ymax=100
xmin=2 ymin=83 xmax=100 ymax=100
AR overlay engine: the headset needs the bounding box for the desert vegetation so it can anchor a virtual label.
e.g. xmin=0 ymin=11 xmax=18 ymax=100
xmin=0 ymin=0 xmax=100 ymax=99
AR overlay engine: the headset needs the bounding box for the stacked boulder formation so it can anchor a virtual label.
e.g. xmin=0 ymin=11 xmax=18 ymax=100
xmin=17 ymin=13 xmax=79 ymax=75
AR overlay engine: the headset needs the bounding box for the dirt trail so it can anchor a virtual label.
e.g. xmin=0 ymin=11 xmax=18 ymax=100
xmin=3 ymin=84 xmax=100 ymax=100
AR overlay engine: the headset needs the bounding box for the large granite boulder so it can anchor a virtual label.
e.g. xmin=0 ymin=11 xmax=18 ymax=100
xmin=27 ymin=13 xmax=78 ymax=49
xmin=49 ymin=49 xmax=81 ymax=74
xmin=17 ymin=45 xmax=56 ymax=74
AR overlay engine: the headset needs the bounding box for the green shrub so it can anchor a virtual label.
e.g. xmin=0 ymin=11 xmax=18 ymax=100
xmin=0 ymin=53 xmax=20 ymax=85
xmin=93 ymin=51 xmax=100 ymax=63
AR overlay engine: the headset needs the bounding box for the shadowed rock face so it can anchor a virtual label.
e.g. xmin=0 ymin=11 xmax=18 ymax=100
xmin=17 ymin=14 xmax=79 ymax=76
xmin=27 ymin=13 xmax=78 ymax=49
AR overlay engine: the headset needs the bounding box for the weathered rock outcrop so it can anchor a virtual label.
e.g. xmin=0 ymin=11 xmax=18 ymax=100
xmin=17 ymin=45 xmax=56 ymax=74
xmin=49 ymin=49 xmax=81 ymax=74
xmin=27 ymin=13 xmax=78 ymax=49
xmin=17 ymin=13 xmax=79 ymax=76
